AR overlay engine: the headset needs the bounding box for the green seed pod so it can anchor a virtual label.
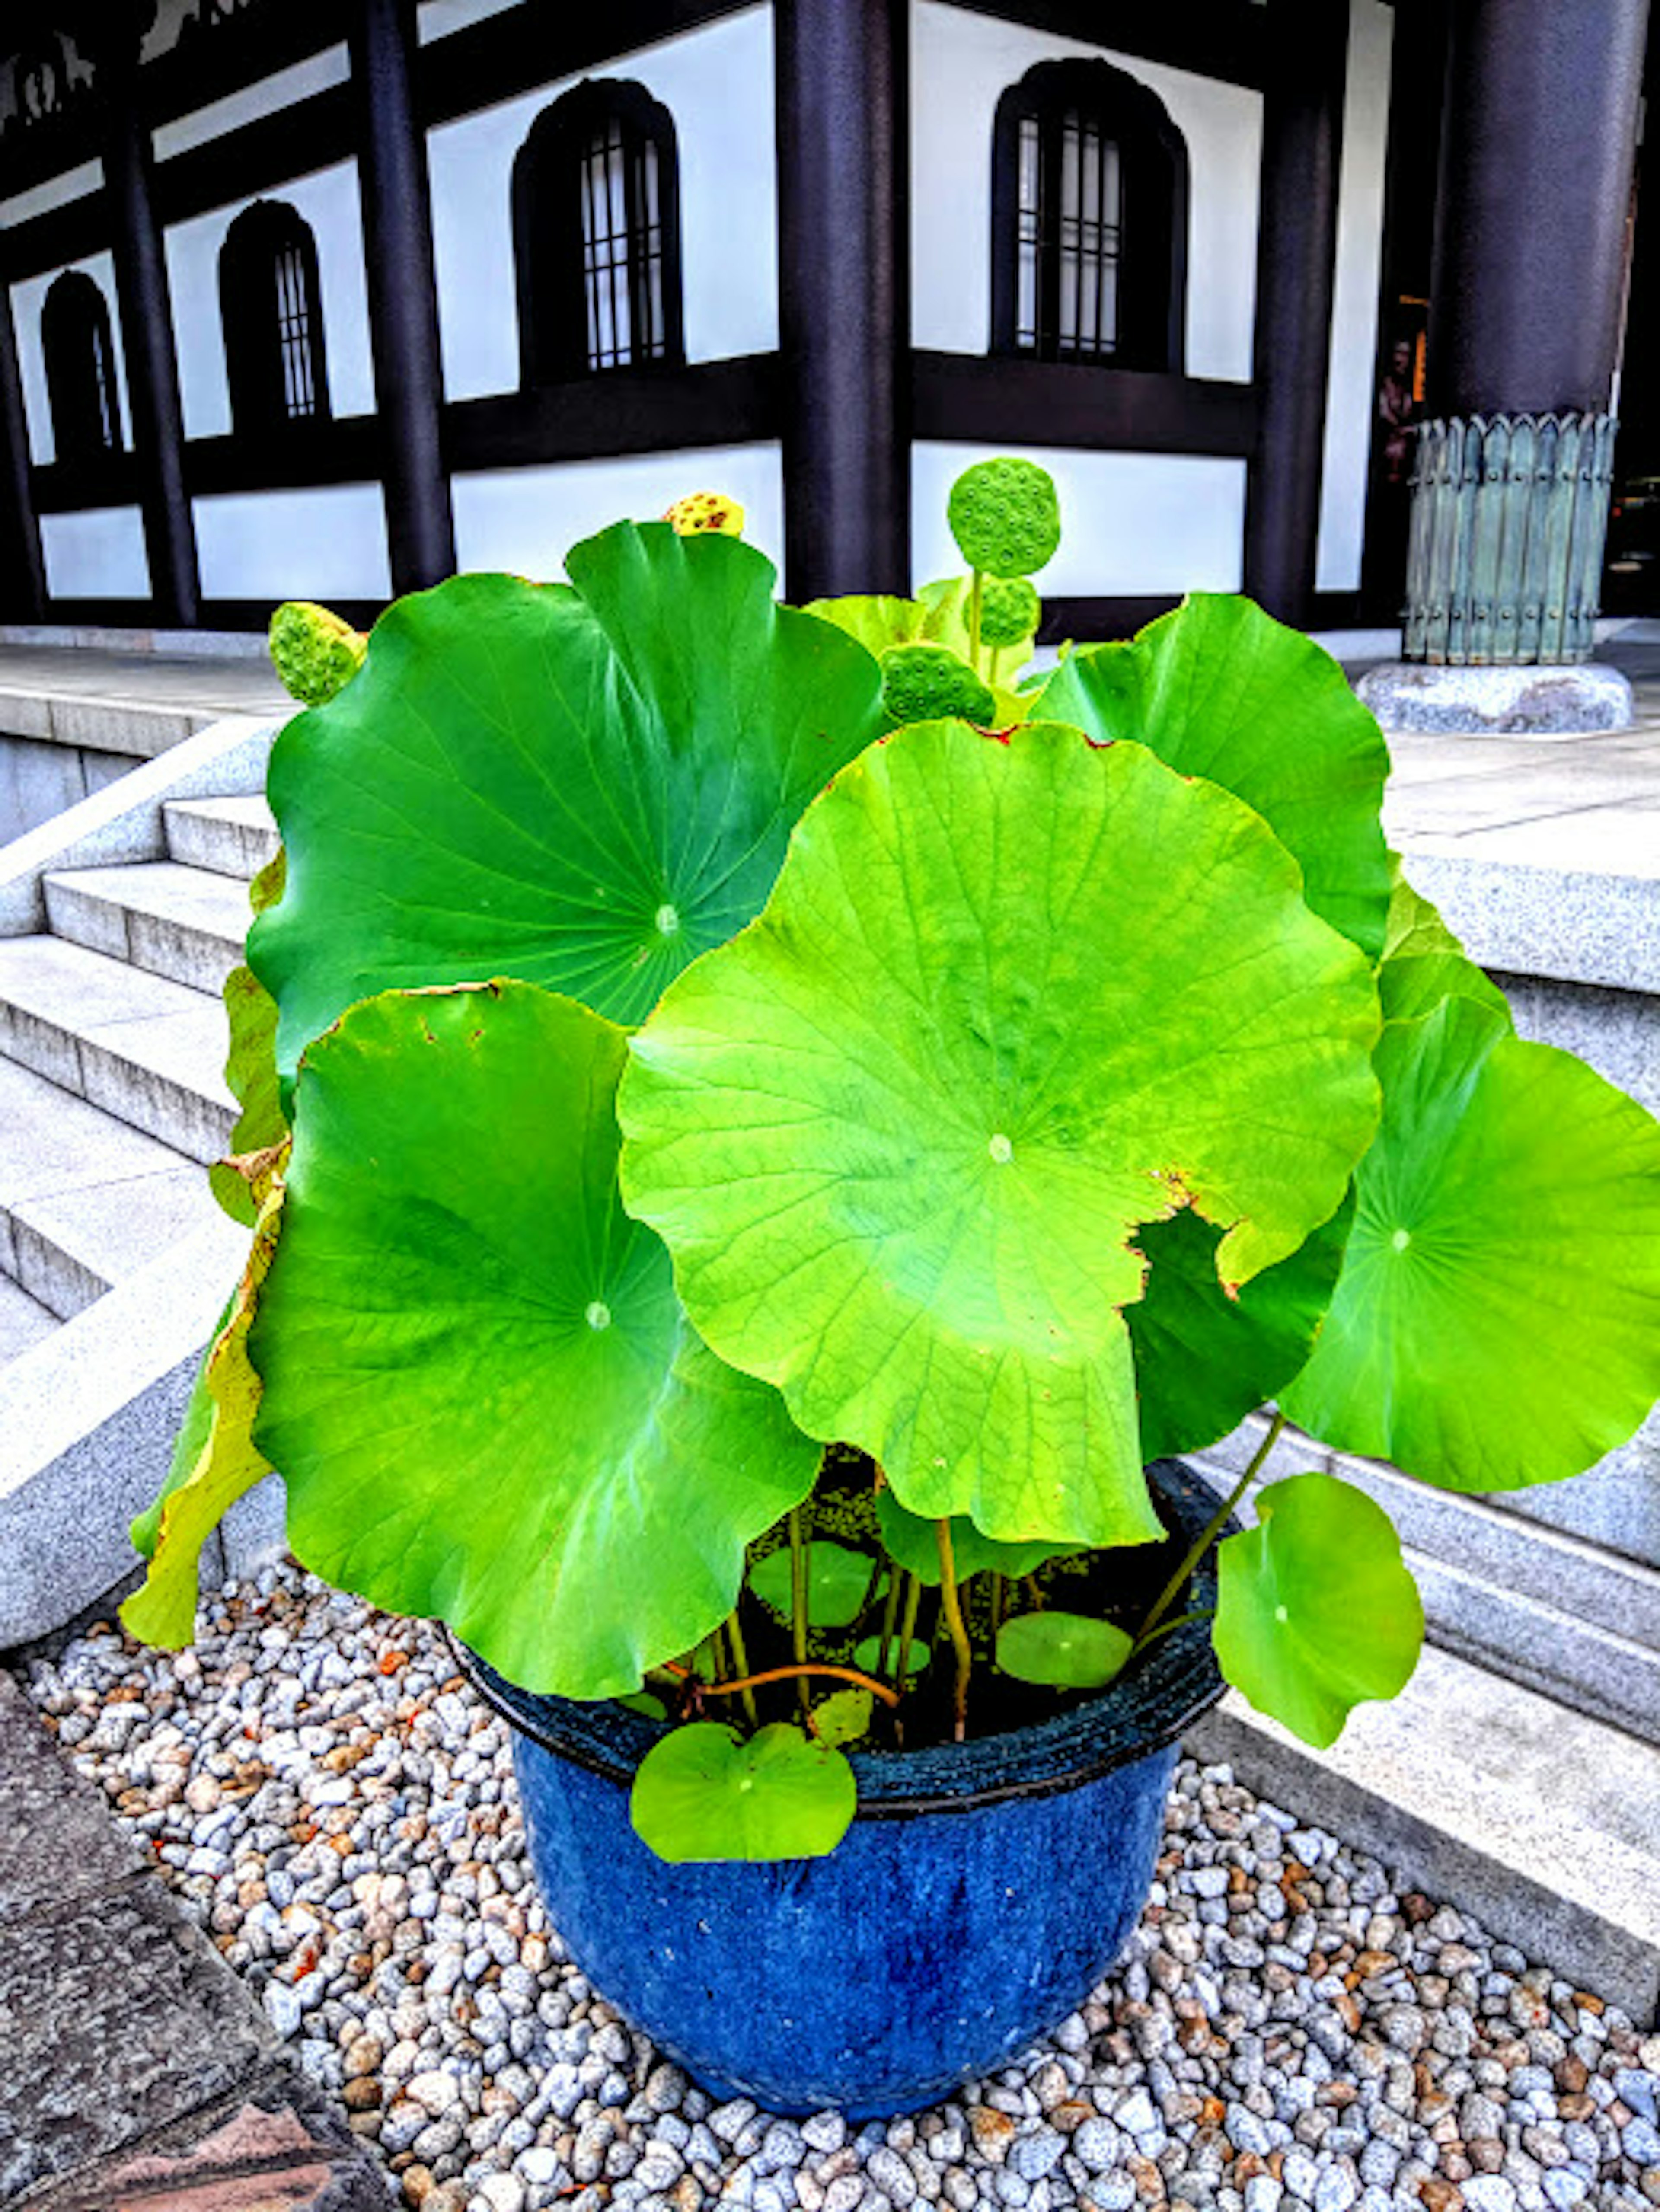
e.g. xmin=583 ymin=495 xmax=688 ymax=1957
xmin=947 ymin=458 xmax=1061 ymax=578
xmin=979 ymin=575 xmax=1042 ymax=649
xmin=269 ymin=600 xmax=368 ymax=707
xmin=881 ymin=644 xmax=996 ymax=728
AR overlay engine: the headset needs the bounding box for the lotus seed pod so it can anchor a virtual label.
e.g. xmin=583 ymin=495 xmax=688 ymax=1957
xmin=979 ymin=575 xmax=1043 ymax=649
xmin=880 ymin=644 xmax=996 ymax=728
xmin=947 ymin=458 xmax=1061 ymax=577
xmin=268 ymin=601 xmax=367 ymax=708
xmin=664 ymin=490 xmax=746 ymax=538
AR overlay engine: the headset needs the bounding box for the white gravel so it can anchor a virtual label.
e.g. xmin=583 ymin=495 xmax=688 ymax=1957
xmin=16 ymin=1562 xmax=1660 ymax=2212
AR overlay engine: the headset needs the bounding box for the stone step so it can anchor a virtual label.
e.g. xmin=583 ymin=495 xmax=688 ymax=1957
xmin=0 ymin=937 xmax=234 ymax=1165
xmin=43 ymin=861 xmax=251 ymax=997
xmin=0 ymin=1275 xmax=55 ymax=1368
xmin=0 ymin=1057 xmax=212 ymax=1322
xmin=163 ymin=794 xmax=280 ymax=882
xmin=1191 ymin=1642 xmax=1660 ymax=2025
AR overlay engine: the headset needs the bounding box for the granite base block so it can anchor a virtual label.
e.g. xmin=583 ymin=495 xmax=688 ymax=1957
xmin=1358 ymin=660 xmax=1634 ymax=734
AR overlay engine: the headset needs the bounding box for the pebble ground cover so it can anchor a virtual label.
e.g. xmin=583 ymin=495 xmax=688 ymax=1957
xmin=17 ymin=1563 xmax=1660 ymax=2212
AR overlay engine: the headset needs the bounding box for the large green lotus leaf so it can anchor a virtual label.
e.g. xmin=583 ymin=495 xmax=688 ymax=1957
xmin=1283 ymin=996 xmax=1660 ymax=1487
xmin=1034 ymin=594 xmax=1393 ymax=958
xmin=619 ymin=719 xmax=1381 ymax=1547
xmin=250 ymin=524 xmax=886 ymax=1082
xmin=251 ymin=980 xmax=820 ymax=1697
xmin=1213 ymin=1472 xmax=1422 ymax=1747
xmin=874 ymin=1489 xmax=1077 ymax=1586
xmin=1378 ymin=860 xmax=1509 ymax=1023
xmin=1127 ymin=1200 xmax=1352 ymax=1462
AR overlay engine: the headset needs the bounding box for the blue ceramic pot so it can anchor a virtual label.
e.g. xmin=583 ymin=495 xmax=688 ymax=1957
xmin=460 ymin=1459 xmax=1226 ymax=2117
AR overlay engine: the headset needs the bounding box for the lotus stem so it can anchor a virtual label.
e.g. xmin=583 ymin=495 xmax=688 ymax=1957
xmin=968 ymin=569 xmax=985 ymax=677
xmin=725 ymin=1609 xmax=759 ymax=1728
xmin=990 ymin=1572 xmax=1007 ymax=1634
xmin=875 ymin=1565 xmax=902 ymax=1680
xmin=788 ymin=1506 xmax=811 ymax=1716
xmin=936 ymin=1520 xmax=972 ymax=1742
xmin=1135 ymin=1409 xmax=1287 ymax=1649
xmin=700 ymin=1662 xmax=900 ymax=1711
xmin=896 ymin=1572 xmax=924 ymax=1695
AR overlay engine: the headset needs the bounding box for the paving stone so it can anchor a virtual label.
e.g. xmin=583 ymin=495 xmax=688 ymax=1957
xmin=0 ymin=1667 xmax=145 ymax=1925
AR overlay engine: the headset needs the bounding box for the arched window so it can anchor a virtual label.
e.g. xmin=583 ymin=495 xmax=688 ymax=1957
xmin=513 ymin=78 xmax=685 ymax=383
xmin=218 ymin=199 xmax=331 ymax=434
xmin=991 ymin=59 xmax=1188 ymax=373
xmin=41 ymin=270 xmax=123 ymax=463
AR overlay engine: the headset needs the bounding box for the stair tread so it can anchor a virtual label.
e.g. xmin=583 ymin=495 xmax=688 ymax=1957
xmin=46 ymin=859 xmax=253 ymax=944
xmin=0 ymin=937 xmax=235 ymax=1111
xmin=0 ymin=1274 xmax=56 ymax=1367
xmin=165 ymin=795 xmax=277 ymax=833
xmin=0 ymin=1057 xmax=197 ymax=1207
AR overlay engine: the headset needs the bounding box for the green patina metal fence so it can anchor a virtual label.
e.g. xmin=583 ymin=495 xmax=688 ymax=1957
xmin=1403 ymin=413 xmax=1617 ymax=666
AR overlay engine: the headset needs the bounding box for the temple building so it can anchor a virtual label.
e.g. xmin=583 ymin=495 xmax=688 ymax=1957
xmin=0 ymin=0 xmax=1651 ymax=648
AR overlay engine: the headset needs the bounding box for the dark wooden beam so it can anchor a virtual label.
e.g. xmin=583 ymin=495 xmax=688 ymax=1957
xmin=915 ymin=354 xmax=1256 ymax=456
xmin=350 ymin=0 xmax=455 ymax=593
xmin=1038 ymin=594 xmax=1181 ymax=644
xmin=774 ymin=0 xmax=909 ymax=600
xmin=100 ymin=31 xmax=200 ymax=626
xmin=1430 ymin=0 xmax=1650 ymax=417
xmin=0 ymin=279 xmax=47 ymax=620
xmin=444 ymin=356 xmax=780 ymax=471
xmin=1242 ymin=0 xmax=1348 ymax=627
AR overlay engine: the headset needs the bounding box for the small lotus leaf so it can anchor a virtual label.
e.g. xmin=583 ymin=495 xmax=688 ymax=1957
xmin=620 ymin=718 xmax=1381 ymax=1548
xmin=948 ymin=458 xmax=1061 ymax=576
xmin=1213 ymin=1472 xmax=1422 ymax=1747
xmin=629 ymin=1721 xmax=857 ymax=1862
xmin=1283 ymin=996 xmax=1660 ymax=1488
xmin=810 ymin=1687 xmax=875 ymax=1746
xmin=875 ymin=1490 xmax=1077 ymax=1587
xmin=750 ymin=1540 xmax=875 ymax=1628
xmin=853 ymin=1633 xmax=932 ymax=1676
xmin=996 ymin=1611 xmax=1133 ymax=1690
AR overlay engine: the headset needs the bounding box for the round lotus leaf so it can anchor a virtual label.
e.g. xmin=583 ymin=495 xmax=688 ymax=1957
xmin=874 ymin=1490 xmax=1077 ymax=1587
xmin=1283 ymin=996 xmax=1660 ymax=1489
xmin=996 ymin=1610 xmax=1132 ymax=1690
xmin=948 ymin=459 xmax=1062 ymax=577
xmin=630 ymin=1721 xmax=857 ymax=1862
xmin=980 ymin=576 xmax=1043 ymax=649
xmin=749 ymin=1540 xmax=874 ymax=1627
xmin=252 ymin=980 xmax=819 ymax=1699
xmin=1035 ymin=596 xmax=1392 ymax=960
xmin=1213 ymin=1473 xmax=1422 ymax=1747
xmin=810 ymin=1687 xmax=874 ymax=1746
xmin=250 ymin=525 xmax=885 ymax=1083
xmin=854 ymin=1632 xmax=932 ymax=1677
xmin=619 ymin=718 xmax=1381 ymax=1549
xmin=881 ymin=644 xmax=996 ymax=728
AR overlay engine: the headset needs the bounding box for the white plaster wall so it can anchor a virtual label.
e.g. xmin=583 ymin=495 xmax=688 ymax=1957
xmin=913 ymin=441 xmax=1246 ymax=597
xmin=451 ymin=443 xmax=785 ymax=578
xmin=1315 ymin=0 xmax=1393 ymax=594
xmin=193 ymin=485 xmax=393 ymax=601
xmin=39 ymin=506 xmax=151 ymax=599
xmin=428 ymin=7 xmax=777 ymax=400
xmin=910 ymin=2 xmax=1262 ymax=383
xmin=153 ymin=45 xmax=351 ymax=161
xmin=10 ymin=252 xmax=133 ymax=467
xmin=417 ymin=0 xmax=522 ymax=41
xmin=163 ymin=163 xmax=377 ymax=440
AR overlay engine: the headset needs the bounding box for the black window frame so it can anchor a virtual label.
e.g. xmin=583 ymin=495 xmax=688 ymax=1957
xmin=218 ymin=197 xmax=332 ymax=436
xmin=40 ymin=267 xmax=124 ymax=464
xmin=991 ymin=57 xmax=1189 ymax=374
xmin=512 ymin=76 xmax=686 ymax=386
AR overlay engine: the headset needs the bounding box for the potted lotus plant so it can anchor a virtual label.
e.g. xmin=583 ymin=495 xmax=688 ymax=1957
xmin=124 ymin=463 xmax=1660 ymax=2117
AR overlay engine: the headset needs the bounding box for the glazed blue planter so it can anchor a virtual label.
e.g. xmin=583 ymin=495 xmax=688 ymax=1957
xmin=461 ymin=1459 xmax=1226 ymax=2117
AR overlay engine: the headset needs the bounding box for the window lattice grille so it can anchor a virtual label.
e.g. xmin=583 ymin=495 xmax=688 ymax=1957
xmin=579 ymin=120 xmax=667 ymax=371
xmin=1015 ymin=109 xmax=1123 ymax=361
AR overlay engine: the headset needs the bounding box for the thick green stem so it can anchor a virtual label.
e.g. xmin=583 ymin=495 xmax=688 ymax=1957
xmin=1136 ymin=1410 xmax=1286 ymax=1648
xmin=788 ymin=1506 xmax=811 ymax=1716
xmin=725 ymin=1610 xmax=759 ymax=1728
xmin=896 ymin=1572 xmax=924 ymax=1695
xmin=935 ymin=1521 xmax=973 ymax=1741
xmin=968 ymin=569 xmax=985 ymax=677
xmin=875 ymin=1566 xmax=902 ymax=1681
xmin=990 ymin=1571 xmax=1007 ymax=1636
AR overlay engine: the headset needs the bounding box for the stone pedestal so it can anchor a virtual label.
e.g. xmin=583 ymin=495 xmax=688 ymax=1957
xmin=1356 ymin=658 xmax=1634 ymax=734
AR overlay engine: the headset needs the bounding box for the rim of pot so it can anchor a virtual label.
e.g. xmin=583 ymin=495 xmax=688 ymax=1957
xmin=451 ymin=1457 xmax=1231 ymax=1819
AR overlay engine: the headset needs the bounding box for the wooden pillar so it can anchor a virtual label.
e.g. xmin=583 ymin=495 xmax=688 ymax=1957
xmin=350 ymin=0 xmax=456 ymax=593
xmin=0 ymin=277 xmax=46 ymax=621
xmin=774 ymin=0 xmax=909 ymax=602
xmin=1242 ymin=0 xmax=1349 ymax=628
xmin=102 ymin=35 xmax=200 ymax=627
xmin=1429 ymin=0 xmax=1648 ymax=417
